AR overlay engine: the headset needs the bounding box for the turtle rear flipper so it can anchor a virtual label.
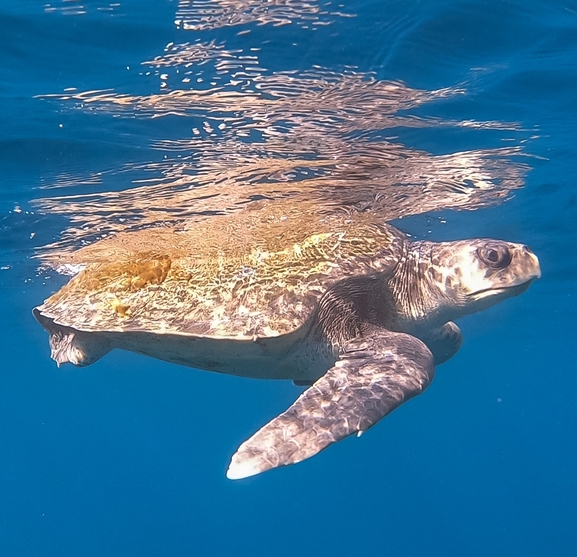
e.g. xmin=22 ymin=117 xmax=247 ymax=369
xmin=33 ymin=309 xmax=112 ymax=367
xmin=226 ymin=328 xmax=434 ymax=480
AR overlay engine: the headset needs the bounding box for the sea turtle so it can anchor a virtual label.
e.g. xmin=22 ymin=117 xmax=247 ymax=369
xmin=34 ymin=201 xmax=540 ymax=479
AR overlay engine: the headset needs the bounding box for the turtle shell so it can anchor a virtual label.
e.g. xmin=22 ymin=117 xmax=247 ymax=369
xmin=36 ymin=202 xmax=406 ymax=339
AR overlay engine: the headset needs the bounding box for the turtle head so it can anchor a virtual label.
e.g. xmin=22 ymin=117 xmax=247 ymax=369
xmin=391 ymin=238 xmax=541 ymax=328
xmin=425 ymin=238 xmax=541 ymax=318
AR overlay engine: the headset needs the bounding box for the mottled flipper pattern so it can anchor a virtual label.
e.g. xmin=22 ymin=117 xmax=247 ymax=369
xmin=33 ymin=309 xmax=111 ymax=367
xmin=227 ymin=329 xmax=435 ymax=479
xmin=420 ymin=321 xmax=463 ymax=365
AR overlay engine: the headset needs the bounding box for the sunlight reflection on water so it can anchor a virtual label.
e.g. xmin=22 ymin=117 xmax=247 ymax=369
xmin=34 ymin=0 xmax=531 ymax=267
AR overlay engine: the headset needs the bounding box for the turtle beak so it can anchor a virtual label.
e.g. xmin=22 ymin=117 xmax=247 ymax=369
xmin=504 ymin=245 xmax=540 ymax=296
xmin=521 ymin=245 xmax=541 ymax=281
xmin=528 ymin=249 xmax=541 ymax=279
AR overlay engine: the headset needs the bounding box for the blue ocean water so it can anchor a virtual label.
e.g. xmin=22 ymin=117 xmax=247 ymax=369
xmin=1 ymin=0 xmax=576 ymax=555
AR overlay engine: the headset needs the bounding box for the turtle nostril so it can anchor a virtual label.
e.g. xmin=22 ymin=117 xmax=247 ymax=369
xmin=522 ymin=245 xmax=534 ymax=255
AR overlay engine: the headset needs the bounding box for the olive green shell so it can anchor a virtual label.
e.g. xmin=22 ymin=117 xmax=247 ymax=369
xmin=37 ymin=201 xmax=405 ymax=339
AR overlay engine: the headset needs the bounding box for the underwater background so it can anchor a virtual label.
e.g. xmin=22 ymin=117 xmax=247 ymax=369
xmin=1 ymin=0 xmax=576 ymax=555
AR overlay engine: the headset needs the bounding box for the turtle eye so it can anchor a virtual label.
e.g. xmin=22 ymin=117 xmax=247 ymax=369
xmin=477 ymin=244 xmax=512 ymax=269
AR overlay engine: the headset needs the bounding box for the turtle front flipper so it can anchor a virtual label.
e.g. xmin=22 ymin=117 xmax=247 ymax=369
xmin=419 ymin=321 xmax=463 ymax=365
xmin=226 ymin=329 xmax=435 ymax=480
